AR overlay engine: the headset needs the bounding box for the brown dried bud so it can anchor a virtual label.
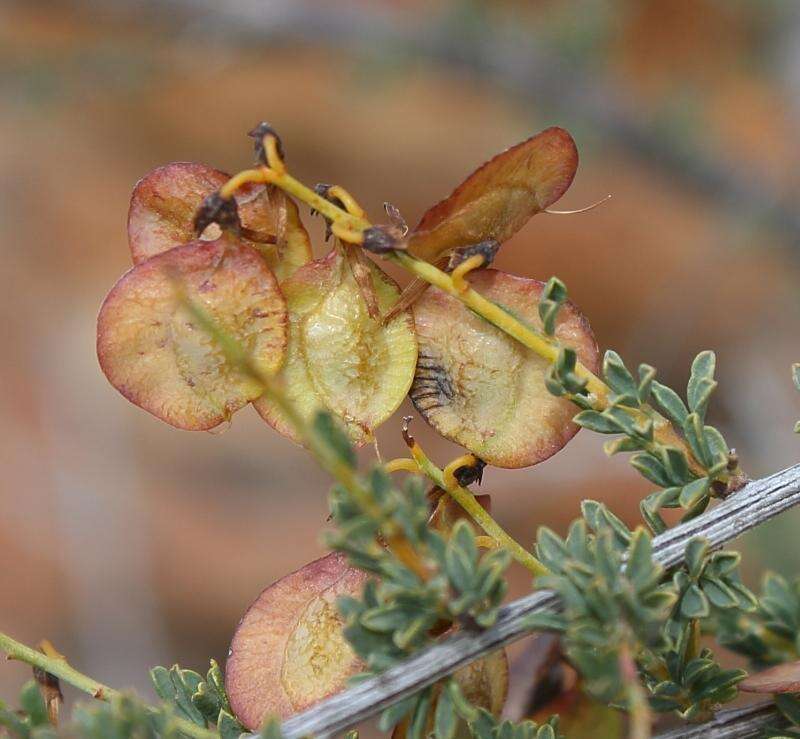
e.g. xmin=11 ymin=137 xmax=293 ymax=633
xmin=453 ymin=458 xmax=487 ymax=487
xmin=448 ymin=238 xmax=501 ymax=270
xmin=248 ymin=122 xmax=285 ymax=165
xmin=311 ymin=183 xmax=345 ymax=241
xmin=362 ymin=226 xmax=400 ymax=255
xmin=193 ymin=192 xmax=241 ymax=236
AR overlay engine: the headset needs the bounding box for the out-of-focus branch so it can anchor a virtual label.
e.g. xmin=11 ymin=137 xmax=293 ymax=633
xmin=655 ymin=701 xmax=784 ymax=738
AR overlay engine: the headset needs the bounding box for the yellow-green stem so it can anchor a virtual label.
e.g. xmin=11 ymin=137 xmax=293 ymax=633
xmin=228 ymin=161 xmax=728 ymax=483
xmin=0 ymin=632 xmax=218 ymax=739
xmin=407 ymin=446 xmax=548 ymax=577
xmin=390 ymin=251 xmax=608 ymax=400
xmin=447 ymin=483 xmax=549 ymax=578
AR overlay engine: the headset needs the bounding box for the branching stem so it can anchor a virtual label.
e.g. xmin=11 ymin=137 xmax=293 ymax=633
xmin=0 ymin=633 xmax=218 ymax=739
xmin=225 ymin=160 xmax=728 ymax=484
xmin=399 ymin=435 xmax=548 ymax=577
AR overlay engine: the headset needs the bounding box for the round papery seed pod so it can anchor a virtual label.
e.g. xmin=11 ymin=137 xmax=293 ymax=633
xmin=391 ymin=648 xmax=509 ymax=738
xmin=225 ymin=553 xmax=369 ymax=729
xmin=97 ymin=238 xmax=287 ymax=431
xmin=253 ymin=249 xmax=418 ymax=446
xmin=410 ymin=269 xmax=599 ymax=468
xmin=127 ymin=161 xmax=311 ymax=281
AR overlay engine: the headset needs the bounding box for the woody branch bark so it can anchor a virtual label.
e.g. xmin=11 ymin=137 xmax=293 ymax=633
xmin=273 ymin=463 xmax=800 ymax=739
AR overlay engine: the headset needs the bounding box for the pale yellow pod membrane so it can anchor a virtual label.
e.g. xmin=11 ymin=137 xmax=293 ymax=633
xmin=97 ymin=238 xmax=287 ymax=431
xmin=254 ymin=250 xmax=418 ymax=446
xmin=410 ymin=269 xmax=599 ymax=468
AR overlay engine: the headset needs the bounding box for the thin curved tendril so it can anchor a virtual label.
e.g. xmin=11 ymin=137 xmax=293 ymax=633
xmin=545 ymin=193 xmax=612 ymax=214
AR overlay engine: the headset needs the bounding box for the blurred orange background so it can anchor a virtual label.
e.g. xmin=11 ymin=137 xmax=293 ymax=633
xmin=2 ymin=0 xmax=800 ymax=728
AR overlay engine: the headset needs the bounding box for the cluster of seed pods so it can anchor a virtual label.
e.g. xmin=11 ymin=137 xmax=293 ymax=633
xmin=96 ymin=126 xmax=600 ymax=728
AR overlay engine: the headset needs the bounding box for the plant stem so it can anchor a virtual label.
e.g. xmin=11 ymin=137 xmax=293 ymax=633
xmin=447 ymin=483 xmax=549 ymax=578
xmin=249 ymin=163 xmax=716 ymax=479
xmin=389 ymin=251 xmax=608 ymax=400
xmin=390 ymin=251 xmax=713 ymax=480
xmin=0 ymin=632 xmax=218 ymax=739
xmin=403 ymin=439 xmax=549 ymax=577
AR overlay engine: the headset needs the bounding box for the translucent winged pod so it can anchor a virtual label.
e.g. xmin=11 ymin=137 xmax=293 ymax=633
xmin=97 ymin=238 xmax=288 ymax=431
xmin=225 ymin=552 xmax=369 ymax=729
xmin=387 ymin=127 xmax=579 ymax=319
xmin=127 ymin=162 xmax=312 ymax=281
xmin=390 ymin=650 xmax=509 ymax=739
xmin=253 ymin=249 xmax=418 ymax=446
xmin=410 ymin=270 xmax=599 ymax=468
xmin=408 ymin=127 xmax=578 ymax=261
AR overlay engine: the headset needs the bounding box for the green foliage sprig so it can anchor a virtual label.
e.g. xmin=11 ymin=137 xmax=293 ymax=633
xmin=524 ymin=494 xmax=758 ymax=723
xmin=715 ymin=572 xmax=800 ymax=668
xmin=320 ymin=413 xmax=552 ymax=737
xmin=0 ymin=682 xmax=186 ymax=739
xmin=526 ymin=506 xmax=674 ymax=704
xmin=149 ymin=662 xmax=244 ymax=738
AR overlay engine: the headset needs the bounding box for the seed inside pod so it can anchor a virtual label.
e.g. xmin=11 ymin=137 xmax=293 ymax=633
xmin=410 ymin=269 xmax=599 ymax=468
xmin=97 ymin=238 xmax=287 ymax=431
xmin=253 ymin=249 xmax=418 ymax=446
xmin=225 ymin=553 xmax=368 ymax=729
xmin=127 ymin=161 xmax=311 ymax=280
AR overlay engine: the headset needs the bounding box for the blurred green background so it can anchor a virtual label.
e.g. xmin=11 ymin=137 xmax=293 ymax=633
xmin=2 ymin=0 xmax=800 ymax=727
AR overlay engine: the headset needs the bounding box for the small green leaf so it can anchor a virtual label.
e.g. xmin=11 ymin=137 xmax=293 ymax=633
xmin=684 ymin=537 xmax=709 ymax=579
xmin=574 ymin=410 xmax=621 ymax=434
xmin=660 ymin=446 xmax=691 ymax=485
xmin=536 ymin=526 xmax=570 ymax=571
xmin=603 ymin=436 xmax=643 ymax=457
xmin=703 ymin=426 xmax=729 ymax=465
xmin=18 ymin=681 xmax=48 ymax=728
xmin=0 ymin=700 xmax=30 ymax=738
xmin=683 ymin=413 xmax=711 ymax=467
xmin=701 ymin=577 xmax=739 ymax=609
xmin=259 ymin=715 xmax=285 ymax=739
xmin=150 ymin=666 xmax=174 ymax=702
xmin=603 ymin=350 xmax=638 ymax=400
xmin=408 ymin=689 xmax=432 ymax=739
xmin=626 ymin=527 xmax=657 ymax=591
xmin=688 ymin=351 xmax=716 ymax=410
xmin=522 ymin=612 xmax=567 ymax=632
xmin=679 ymin=478 xmax=709 ymax=509
xmin=680 ymin=583 xmax=710 ymax=619
xmin=434 ymin=684 xmax=457 ymax=739
xmin=793 ymin=363 xmax=800 ymax=391
xmin=637 ymin=364 xmax=656 ymax=404
xmin=651 ymin=381 xmax=689 ymax=427
xmin=775 ymin=694 xmax=800 ymax=725
xmin=313 ymin=410 xmax=356 ymax=470
xmin=378 ymin=695 xmax=417 ymax=731
xmin=217 ymin=710 xmax=244 ymax=739
xmin=447 ymin=680 xmax=479 ymax=722
xmin=630 ymin=452 xmax=672 ymax=487
xmin=640 ymin=500 xmax=667 ymax=535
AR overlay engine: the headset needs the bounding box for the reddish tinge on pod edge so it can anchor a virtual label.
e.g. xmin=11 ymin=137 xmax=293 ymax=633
xmin=97 ymin=238 xmax=287 ymax=431
xmin=225 ymin=552 xmax=369 ymax=730
xmin=127 ymin=161 xmax=312 ymax=281
xmin=410 ymin=269 xmax=600 ymax=468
